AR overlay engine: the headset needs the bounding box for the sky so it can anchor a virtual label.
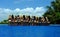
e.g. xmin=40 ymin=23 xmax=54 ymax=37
xmin=0 ymin=0 xmax=53 ymax=21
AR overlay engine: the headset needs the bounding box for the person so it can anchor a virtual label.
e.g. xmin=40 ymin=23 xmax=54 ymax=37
xmin=45 ymin=17 xmax=50 ymax=23
xmin=8 ymin=15 xmax=12 ymax=22
xmin=23 ymin=15 xmax=25 ymax=20
xmin=41 ymin=17 xmax=45 ymax=23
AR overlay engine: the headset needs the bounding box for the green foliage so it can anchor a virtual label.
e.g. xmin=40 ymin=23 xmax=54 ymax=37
xmin=0 ymin=20 xmax=8 ymax=24
xmin=43 ymin=0 xmax=60 ymax=24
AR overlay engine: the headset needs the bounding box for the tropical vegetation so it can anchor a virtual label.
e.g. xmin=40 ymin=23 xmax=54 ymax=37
xmin=43 ymin=0 xmax=60 ymax=24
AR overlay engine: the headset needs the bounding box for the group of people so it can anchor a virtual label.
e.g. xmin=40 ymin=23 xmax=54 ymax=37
xmin=8 ymin=15 xmax=50 ymax=26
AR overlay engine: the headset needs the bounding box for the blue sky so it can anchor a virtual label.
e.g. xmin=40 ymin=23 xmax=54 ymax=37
xmin=0 ymin=0 xmax=53 ymax=9
xmin=0 ymin=0 xmax=53 ymax=21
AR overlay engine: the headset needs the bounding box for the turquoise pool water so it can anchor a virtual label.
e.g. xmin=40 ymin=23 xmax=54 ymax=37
xmin=0 ymin=24 xmax=60 ymax=37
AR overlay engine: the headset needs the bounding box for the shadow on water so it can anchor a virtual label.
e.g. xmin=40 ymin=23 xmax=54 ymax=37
xmin=8 ymin=23 xmax=50 ymax=26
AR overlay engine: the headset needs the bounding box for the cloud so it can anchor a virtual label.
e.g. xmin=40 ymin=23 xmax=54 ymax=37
xmin=14 ymin=0 xmax=35 ymax=4
xmin=0 ymin=7 xmax=46 ymax=21
xmin=14 ymin=0 xmax=34 ymax=2
xmin=14 ymin=1 xmax=20 ymax=4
